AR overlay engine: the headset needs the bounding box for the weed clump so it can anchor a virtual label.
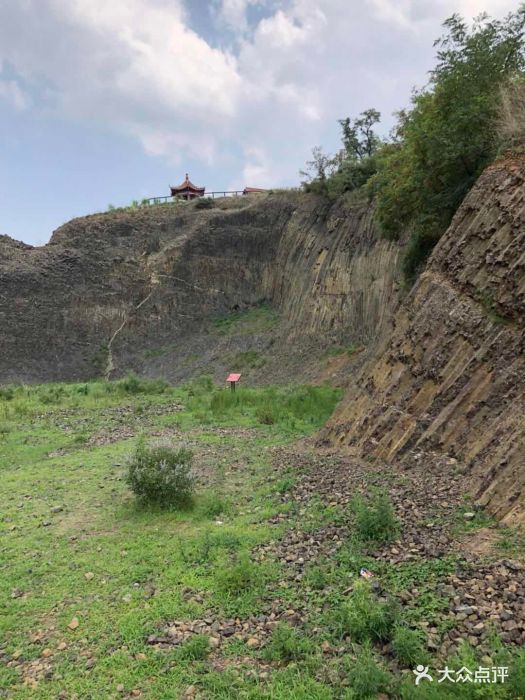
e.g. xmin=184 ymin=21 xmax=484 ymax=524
xmin=177 ymin=634 xmax=210 ymax=660
xmin=216 ymin=551 xmax=258 ymax=596
xmin=392 ymin=625 xmax=429 ymax=666
xmin=344 ymin=644 xmax=393 ymax=699
xmin=333 ymin=581 xmax=398 ymax=644
xmin=194 ymin=197 xmax=215 ymax=209
xmin=195 ymin=491 xmax=230 ymax=519
xmin=126 ymin=439 xmax=194 ymax=508
xmin=115 ymin=372 xmax=169 ymax=395
xmin=264 ymin=623 xmax=313 ymax=662
xmin=350 ymin=491 xmax=398 ymax=543
xmin=256 ymin=406 xmax=276 ymax=425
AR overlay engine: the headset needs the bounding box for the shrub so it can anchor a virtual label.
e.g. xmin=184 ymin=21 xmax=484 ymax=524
xmin=509 ymin=649 xmax=525 ymax=698
xmin=351 ymin=491 xmax=398 ymax=543
xmin=264 ymin=623 xmax=313 ymax=662
xmin=256 ymin=406 xmax=276 ymax=425
xmin=126 ymin=440 xmax=194 ymax=507
xmin=372 ymin=11 xmax=525 ymax=283
xmin=0 ymin=386 xmax=15 ymax=401
xmin=333 ymin=581 xmax=398 ymax=643
xmin=392 ymin=625 xmax=429 ymax=667
xmin=401 ymin=228 xmax=442 ymax=285
xmin=344 ymin=644 xmax=393 ymax=699
xmin=186 ymin=374 xmax=214 ymax=396
xmin=116 ymin=372 xmax=169 ymax=395
xmin=194 ymin=197 xmax=214 ymax=209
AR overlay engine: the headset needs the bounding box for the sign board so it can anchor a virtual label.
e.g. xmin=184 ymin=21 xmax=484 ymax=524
xmin=226 ymin=373 xmax=241 ymax=383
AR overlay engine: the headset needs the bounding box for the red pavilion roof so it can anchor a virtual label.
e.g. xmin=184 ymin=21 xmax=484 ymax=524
xmin=170 ymin=173 xmax=205 ymax=194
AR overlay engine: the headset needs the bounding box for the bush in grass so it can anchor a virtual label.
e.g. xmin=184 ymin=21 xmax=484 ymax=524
xmin=264 ymin=623 xmax=313 ymax=662
xmin=186 ymin=374 xmax=214 ymax=397
xmin=0 ymin=386 xmax=15 ymax=401
xmin=126 ymin=440 xmax=194 ymax=507
xmin=333 ymin=581 xmax=398 ymax=643
xmin=256 ymin=406 xmax=276 ymax=425
xmin=351 ymin=491 xmax=398 ymax=542
xmin=392 ymin=625 xmax=429 ymax=666
xmin=509 ymin=649 xmax=525 ymax=698
xmin=116 ymin=372 xmax=169 ymax=395
xmin=194 ymin=197 xmax=214 ymax=209
xmin=343 ymin=644 xmax=393 ymax=699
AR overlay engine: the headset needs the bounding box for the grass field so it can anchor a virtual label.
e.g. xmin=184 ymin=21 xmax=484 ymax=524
xmin=0 ymin=378 xmax=340 ymax=699
xmin=1 ymin=377 xmax=524 ymax=699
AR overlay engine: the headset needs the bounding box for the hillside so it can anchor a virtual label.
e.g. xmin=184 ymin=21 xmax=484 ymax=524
xmin=1 ymin=155 xmax=524 ymax=529
xmin=2 ymin=156 xmax=525 ymax=699
xmin=0 ymin=193 xmax=399 ymax=384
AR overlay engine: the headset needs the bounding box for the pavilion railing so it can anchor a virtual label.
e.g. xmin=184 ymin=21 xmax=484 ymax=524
xmin=143 ymin=190 xmax=256 ymax=205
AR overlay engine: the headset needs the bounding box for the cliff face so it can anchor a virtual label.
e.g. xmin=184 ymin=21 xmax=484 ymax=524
xmin=2 ymin=156 xmax=524 ymax=523
xmin=326 ymin=154 xmax=525 ymax=525
xmin=0 ymin=194 xmax=399 ymax=384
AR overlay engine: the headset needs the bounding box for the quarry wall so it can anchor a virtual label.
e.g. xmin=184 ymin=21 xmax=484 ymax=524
xmin=1 ymin=155 xmax=523 ymax=523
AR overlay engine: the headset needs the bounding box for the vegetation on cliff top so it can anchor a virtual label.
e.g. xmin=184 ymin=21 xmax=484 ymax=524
xmin=302 ymin=8 xmax=525 ymax=283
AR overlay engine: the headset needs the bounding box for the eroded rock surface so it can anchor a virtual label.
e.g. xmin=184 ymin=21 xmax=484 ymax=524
xmin=0 ymin=194 xmax=399 ymax=383
xmin=326 ymin=154 xmax=525 ymax=525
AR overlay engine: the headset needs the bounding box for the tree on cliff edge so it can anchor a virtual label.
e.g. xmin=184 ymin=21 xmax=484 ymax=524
xmin=372 ymin=8 xmax=525 ymax=281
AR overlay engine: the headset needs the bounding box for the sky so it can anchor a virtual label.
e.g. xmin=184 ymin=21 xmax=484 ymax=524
xmin=0 ymin=0 xmax=519 ymax=245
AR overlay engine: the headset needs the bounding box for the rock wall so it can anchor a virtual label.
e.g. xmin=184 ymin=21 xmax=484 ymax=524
xmin=326 ymin=154 xmax=525 ymax=525
xmin=3 ymin=156 xmax=523 ymax=523
xmin=0 ymin=193 xmax=399 ymax=383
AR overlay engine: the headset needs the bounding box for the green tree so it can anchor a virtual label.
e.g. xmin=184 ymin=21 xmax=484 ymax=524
xmin=301 ymin=109 xmax=382 ymax=196
xmin=300 ymin=145 xmax=339 ymax=186
xmin=339 ymin=108 xmax=381 ymax=161
xmin=372 ymin=9 xmax=525 ymax=281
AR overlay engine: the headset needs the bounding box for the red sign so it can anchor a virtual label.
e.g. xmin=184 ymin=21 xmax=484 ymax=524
xmin=227 ymin=373 xmax=241 ymax=382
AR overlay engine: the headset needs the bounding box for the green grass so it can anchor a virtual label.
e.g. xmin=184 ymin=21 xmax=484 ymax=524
xmin=331 ymin=580 xmax=399 ymax=644
xmin=0 ymin=377 xmax=340 ymax=699
xmin=349 ymin=490 xmax=399 ymax=542
xmin=1 ymin=377 xmax=523 ymax=699
xmin=322 ymin=344 xmax=357 ymax=359
xmin=497 ymin=527 xmax=525 ymax=557
xmin=228 ymin=349 xmax=266 ymax=370
xmin=212 ymin=302 xmax=279 ymax=335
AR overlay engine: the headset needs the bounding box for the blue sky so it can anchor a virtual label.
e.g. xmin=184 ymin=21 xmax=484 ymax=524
xmin=0 ymin=0 xmax=517 ymax=245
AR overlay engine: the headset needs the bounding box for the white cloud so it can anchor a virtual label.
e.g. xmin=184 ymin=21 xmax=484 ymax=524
xmin=0 ymin=0 xmax=520 ymax=188
xmin=217 ymin=0 xmax=250 ymax=30
xmin=0 ymin=79 xmax=31 ymax=110
xmin=240 ymin=146 xmax=274 ymax=187
xmin=215 ymin=0 xmax=270 ymax=31
xmin=0 ymin=0 xmax=241 ymax=161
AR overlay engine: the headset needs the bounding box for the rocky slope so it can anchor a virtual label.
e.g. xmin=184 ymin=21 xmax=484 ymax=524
xmin=0 ymin=193 xmax=399 ymax=384
xmin=1 ymin=154 xmax=524 ymax=524
xmin=325 ymin=154 xmax=525 ymax=526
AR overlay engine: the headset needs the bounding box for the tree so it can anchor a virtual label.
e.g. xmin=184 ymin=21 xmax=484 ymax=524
xmin=300 ymin=146 xmax=339 ymax=185
xmin=371 ymin=8 xmax=525 ymax=281
xmin=339 ymin=108 xmax=381 ymax=161
xmin=300 ymin=109 xmax=382 ymax=196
